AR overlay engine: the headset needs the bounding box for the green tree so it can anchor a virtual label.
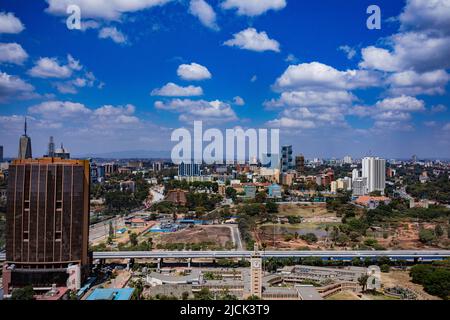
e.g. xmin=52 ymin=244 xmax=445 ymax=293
xmin=435 ymin=224 xmax=444 ymax=238
xmin=419 ymin=228 xmax=436 ymax=244
xmin=225 ymin=187 xmax=237 ymax=201
xmin=300 ymin=233 xmax=318 ymax=244
xmin=410 ymin=261 xmax=450 ymax=299
xmin=11 ymin=286 xmax=35 ymax=300
xmin=129 ymin=232 xmax=138 ymax=247
xmin=255 ymin=192 xmax=267 ymax=203
xmin=147 ymin=237 xmax=153 ymax=251
xmin=265 ymin=201 xmax=278 ymax=214
xmin=336 ymin=233 xmax=350 ymax=246
xmin=181 ymin=291 xmax=189 ymax=300
xmin=109 ymin=220 xmax=114 ymax=238
xmin=358 ymin=274 xmax=369 ymax=292
xmin=380 ymin=264 xmax=390 ymax=273
xmin=194 ymin=288 xmax=214 ymax=300
xmin=218 ymin=289 xmax=238 ymax=300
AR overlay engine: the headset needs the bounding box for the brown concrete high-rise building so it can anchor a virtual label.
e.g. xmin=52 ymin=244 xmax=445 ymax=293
xmin=2 ymin=157 xmax=90 ymax=296
xmin=295 ymin=155 xmax=305 ymax=174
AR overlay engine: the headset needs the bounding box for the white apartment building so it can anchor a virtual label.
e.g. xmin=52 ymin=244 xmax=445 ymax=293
xmin=352 ymin=168 xmax=359 ymax=181
xmin=362 ymin=157 xmax=386 ymax=195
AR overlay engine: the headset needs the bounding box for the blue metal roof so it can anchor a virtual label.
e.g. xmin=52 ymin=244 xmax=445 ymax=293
xmin=86 ymin=288 xmax=135 ymax=300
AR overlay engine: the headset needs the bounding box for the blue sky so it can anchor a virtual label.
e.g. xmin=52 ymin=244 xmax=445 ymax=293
xmin=0 ymin=0 xmax=449 ymax=159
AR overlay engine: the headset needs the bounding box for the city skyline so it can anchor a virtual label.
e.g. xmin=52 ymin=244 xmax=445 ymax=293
xmin=0 ymin=0 xmax=449 ymax=159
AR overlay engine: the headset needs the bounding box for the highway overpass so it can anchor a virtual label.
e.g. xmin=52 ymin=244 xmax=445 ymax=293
xmin=91 ymin=250 xmax=450 ymax=260
xmin=2 ymin=250 xmax=449 ymax=262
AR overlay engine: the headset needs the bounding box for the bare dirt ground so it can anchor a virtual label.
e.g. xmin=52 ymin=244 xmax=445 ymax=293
xmin=278 ymin=203 xmax=329 ymax=217
xmin=302 ymin=216 xmax=341 ymax=223
xmin=326 ymin=291 xmax=361 ymax=300
xmin=157 ymin=225 xmax=233 ymax=247
xmin=381 ymin=270 xmax=440 ymax=300
xmin=376 ymin=221 xmax=449 ymax=249
xmin=111 ymin=222 xmax=156 ymax=245
xmin=254 ymin=228 xmax=327 ymax=250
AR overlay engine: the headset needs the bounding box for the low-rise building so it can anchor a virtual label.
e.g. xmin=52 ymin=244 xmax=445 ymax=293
xmin=355 ymin=195 xmax=391 ymax=208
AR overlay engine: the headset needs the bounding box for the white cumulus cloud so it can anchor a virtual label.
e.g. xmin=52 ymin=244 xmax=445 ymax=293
xmin=151 ymin=82 xmax=203 ymax=96
xmin=0 ymin=71 xmax=36 ymax=102
xmin=45 ymin=0 xmax=171 ymax=21
xmin=155 ymin=98 xmax=237 ymax=122
xmin=98 ymin=27 xmax=127 ymax=44
xmin=224 ymin=28 xmax=280 ymax=52
xmin=274 ymin=62 xmax=380 ymax=92
xmin=0 ymin=43 xmax=28 ymax=65
xmin=0 ymin=12 xmax=25 ymax=34
xmin=221 ymin=0 xmax=286 ymax=16
xmin=177 ymin=62 xmax=212 ymax=81
xmin=189 ymin=0 xmax=219 ymax=30
xmin=28 ymin=57 xmax=73 ymax=79
xmin=233 ymin=96 xmax=245 ymax=106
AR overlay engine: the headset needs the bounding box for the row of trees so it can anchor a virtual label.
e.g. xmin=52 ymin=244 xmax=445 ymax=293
xmin=410 ymin=260 xmax=450 ymax=299
xmin=407 ymin=175 xmax=450 ymax=204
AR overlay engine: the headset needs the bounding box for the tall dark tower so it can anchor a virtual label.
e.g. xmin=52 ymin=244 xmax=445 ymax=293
xmin=18 ymin=117 xmax=32 ymax=159
xmin=47 ymin=136 xmax=55 ymax=157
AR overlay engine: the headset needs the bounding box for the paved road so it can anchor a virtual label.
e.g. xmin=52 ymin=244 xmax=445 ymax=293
xmin=150 ymin=186 xmax=164 ymax=203
xmin=396 ymin=187 xmax=413 ymax=201
xmin=89 ymin=216 xmax=125 ymax=242
xmin=89 ymin=207 xmax=145 ymax=242
xmin=231 ymin=225 xmax=243 ymax=251
xmin=225 ymin=224 xmax=243 ymax=251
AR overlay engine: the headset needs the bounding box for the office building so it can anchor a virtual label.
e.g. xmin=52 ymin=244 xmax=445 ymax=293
xmin=343 ymin=156 xmax=352 ymax=164
xmin=165 ymin=189 xmax=188 ymax=206
xmin=0 ymin=145 xmax=3 ymax=163
xmin=18 ymin=118 xmax=32 ymax=159
xmin=259 ymin=167 xmax=280 ymax=184
xmin=352 ymin=178 xmax=367 ymax=196
xmin=104 ymin=163 xmax=119 ymax=176
xmin=54 ymin=143 xmax=70 ymax=159
xmin=2 ymin=158 xmax=90 ymax=296
xmin=295 ymin=155 xmax=305 ymax=174
xmin=120 ymin=180 xmax=136 ymax=192
xmin=352 ymin=169 xmax=359 ymax=181
xmin=268 ymin=184 xmax=282 ymax=198
xmin=280 ymin=145 xmax=293 ymax=173
xmin=362 ymin=157 xmax=386 ymax=195
xmin=127 ymin=160 xmax=144 ymax=169
xmin=343 ymin=177 xmax=352 ymax=191
xmin=244 ymin=185 xmax=257 ymax=199
xmin=47 ymin=136 xmax=55 ymax=157
xmin=330 ymin=181 xmax=337 ymax=193
xmin=178 ymin=161 xmax=201 ymax=177
xmin=152 ymin=161 xmax=163 ymax=172
xmin=281 ymin=172 xmax=295 ymax=186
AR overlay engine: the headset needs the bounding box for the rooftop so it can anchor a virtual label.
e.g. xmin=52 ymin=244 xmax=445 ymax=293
xmin=86 ymin=288 xmax=135 ymax=301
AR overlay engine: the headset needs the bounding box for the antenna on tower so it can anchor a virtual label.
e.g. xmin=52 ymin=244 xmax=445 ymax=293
xmin=24 ymin=117 xmax=27 ymax=136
